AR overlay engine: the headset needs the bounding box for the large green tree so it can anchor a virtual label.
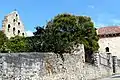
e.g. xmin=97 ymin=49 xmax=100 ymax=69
xmin=34 ymin=14 xmax=99 ymax=60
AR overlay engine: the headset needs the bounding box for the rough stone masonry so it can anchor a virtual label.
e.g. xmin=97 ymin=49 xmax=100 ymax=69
xmin=0 ymin=44 xmax=118 ymax=80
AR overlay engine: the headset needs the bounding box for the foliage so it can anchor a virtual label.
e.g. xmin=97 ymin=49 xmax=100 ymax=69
xmin=3 ymin=36 xmax=43 ymax=53
xmin=33 ymin=26 xmax=45 ymax=36
xmin=0 ymin=31 xmax=8 ymax=52
xmin=5 ymin=36 xmax=28 ymax=53
xmin=34 ymin=13 xmax=99 ymax=58
xmin=1 ymin=13 xmax=99 ymax=61
xmin=25 ymin=36 xmax=43 ymax=52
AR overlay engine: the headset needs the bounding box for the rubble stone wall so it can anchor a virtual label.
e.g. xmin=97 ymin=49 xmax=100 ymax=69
xmin=0 ymin=45 xmax=115 ymax=80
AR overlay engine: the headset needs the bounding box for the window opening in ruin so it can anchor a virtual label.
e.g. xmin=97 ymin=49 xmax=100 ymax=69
xmin=106 ymin=47 xmax=109 ymax=52
xmin=18 ymin=22 xmax=20 ymax=25
xmin=22 ymin=33 xmax=24 ymax=36
xmin=13 ymin=27 xmax=15 ymax=35
xmin=13 ymin=19 xmax=16 ymax=22
xmin=18 ymin=30 xmax=20 ymax=35
xmin=16 ymin=14 xmax=18 ymax=17
xmin=8 ymin=24 xmax=10 ymax=32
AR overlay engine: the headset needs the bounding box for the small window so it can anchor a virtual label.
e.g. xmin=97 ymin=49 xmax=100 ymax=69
xmin=22 ymin=33 xmax=24 ymax=36
xmin=106 ymin=47 xmax=109 ymax=52
xmin=13 ymin=27 xmax=15 ymax=35
xmin=16 ymin=14 xmax=18 ymax=17
xmin=18 ymin=22 xmax=20 ymax=25
xmin=13 ymin=19 xmax=16 ymax=22
xmin=8 ymin=24 xmax=10 ymax=32
xmin=18 ymin=30 xmax=20 ymax=35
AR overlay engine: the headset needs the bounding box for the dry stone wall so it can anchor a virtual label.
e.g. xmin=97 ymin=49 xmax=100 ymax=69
xmin=0 ymin=45 xmax=116 ymax=80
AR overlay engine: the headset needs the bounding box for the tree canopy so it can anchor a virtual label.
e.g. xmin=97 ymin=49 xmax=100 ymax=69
xmin=4 ymin=36 xmax=27 ymax=52
xmin=34 ymin=14 xmax=99 ymax=55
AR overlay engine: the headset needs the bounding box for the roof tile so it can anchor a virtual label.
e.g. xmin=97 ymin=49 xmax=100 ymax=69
xmin=98 ymin=26 xmax=120 ymax=35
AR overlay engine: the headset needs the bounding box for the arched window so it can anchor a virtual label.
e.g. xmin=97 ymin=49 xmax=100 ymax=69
xmin=13 ymin=27 xmax=15 ymax=35
xmin=13 ymin=19 xmax=16 ymax=22
xmin=8 ymin=24 xmax=10 ymax=32
xmin=16 ymin=14 xmax=18 ymax=17
xmin=18 ymin=30 xmax=20 ymax=35
xmin=106 ymin=47 xmax=109 ymax=52
xmin=18 ymin=22 xmax=20 ymax=25
xmin=22 ymin=33 xmax=24 ymax=36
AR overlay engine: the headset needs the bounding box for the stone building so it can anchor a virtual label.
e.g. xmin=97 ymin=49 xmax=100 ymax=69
xmin=98 ymin=26 xmax=120 ymax=58
xmin=2 ymin=11 xmax=26 ymax=38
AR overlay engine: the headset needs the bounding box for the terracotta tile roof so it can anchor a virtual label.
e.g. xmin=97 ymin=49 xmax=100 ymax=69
xmin=98 ymin=26 xmax=120 ymax=35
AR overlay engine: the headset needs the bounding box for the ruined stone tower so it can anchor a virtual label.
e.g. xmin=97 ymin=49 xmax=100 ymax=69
xmin=2 ymin=11 xmax=26 ymax=38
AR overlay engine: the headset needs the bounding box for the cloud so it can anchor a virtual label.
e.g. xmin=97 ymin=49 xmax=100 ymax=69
xmin=88 ymin=5 xmax=95 ymax=9
xmin=26 ymin=30 xmax=34 ymax=37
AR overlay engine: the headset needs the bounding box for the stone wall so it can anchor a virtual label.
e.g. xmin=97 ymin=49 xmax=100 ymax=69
xmin=0 ymin=45 xmax=116 ymax=80
xmin=84 ymin=52 xmax=113 ymax=80
xmin=117 ymin=61 xmax=120 ymax=74
xmin=115 ymin=57 xmax=120 ymax=74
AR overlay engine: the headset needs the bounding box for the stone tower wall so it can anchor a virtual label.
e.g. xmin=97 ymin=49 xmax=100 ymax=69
xmin=2 ymin=11 xmax=26 ymax=38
